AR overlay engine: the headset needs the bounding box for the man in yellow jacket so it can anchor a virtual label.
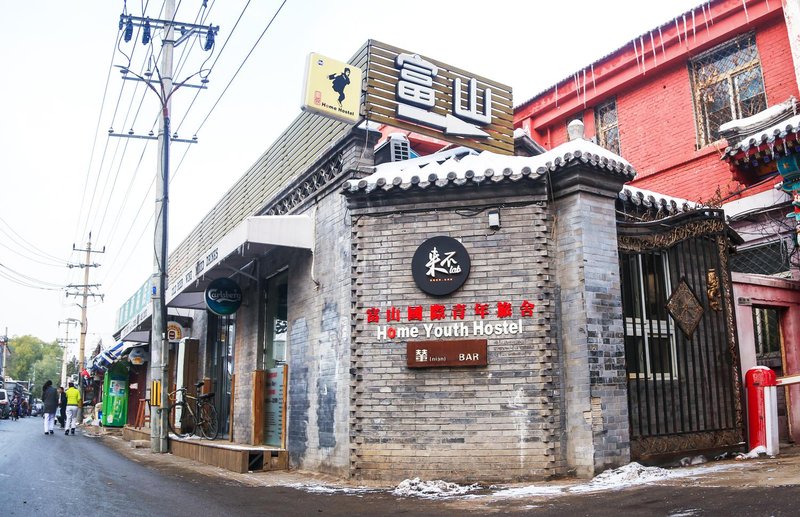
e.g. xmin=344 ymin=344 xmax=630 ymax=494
xmin=64 ymin=381 xmax=81 ymax=436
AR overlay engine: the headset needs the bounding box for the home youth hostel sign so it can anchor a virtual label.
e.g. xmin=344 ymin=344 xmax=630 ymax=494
xmin=364 ymin=40 xmax=514 ymax=155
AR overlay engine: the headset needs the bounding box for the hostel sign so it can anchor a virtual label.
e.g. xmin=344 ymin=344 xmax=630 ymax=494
xmin=301 ymin=52 xmax=363 ymax=124
xmin=366 ymin=300 xmax=535 ymax=341
xmin=364 ymin=40 xmax=514 ymax=155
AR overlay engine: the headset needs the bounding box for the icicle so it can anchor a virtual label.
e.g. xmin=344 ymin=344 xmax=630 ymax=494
xmin=675 ymin=18 xmax=682 ymax=46
xmin=650 ymin=31 xmax=657 ymax=66
xmin=591 ymin=63 xmax=596 ymax=94
xmin=708 ymin=1 xmax=714 ymax=25
xmin=574 ymin=73 xmax=580 ymax=101
xmin=766 ymin=0 xmax=770 ymax=11
xmin=742 ymin=0 xmax=749 ymax=23
xmin=691 ymin=9 xmax=696 ymax=42
xmin=640 ymin=36 xmax=646 ymax=74
xmin=659 ymin=26 xmax=666 ymax=58
xmin=701 ymin=4 xmax=709 ymax=33
xmin=633 ymin=38 xmax=641 ymax=72
xmin=582 ymin=68 xmax=587 ymax=107
xmin=683 ymin=14 xmax=688 ymax=43
xmin=555 ymin=82 xmax=558 ymax=108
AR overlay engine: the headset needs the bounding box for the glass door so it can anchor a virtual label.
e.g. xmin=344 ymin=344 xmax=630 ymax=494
xmin=263 ymin=271 xmax=288 ymax=447
xmin=210 ymin=313 xmax=235 ymax=437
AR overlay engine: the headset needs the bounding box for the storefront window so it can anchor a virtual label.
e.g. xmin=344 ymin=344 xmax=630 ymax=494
xmin=263 ymin=270 xmax=288 ymax=368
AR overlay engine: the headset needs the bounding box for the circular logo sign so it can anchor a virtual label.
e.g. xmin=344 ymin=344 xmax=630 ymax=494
xmin=166 ymin=322 xmax=183 ymax=342
xmin=205 ymin=277 xmax=243 ymax=315
xmin=411 ymin=236 xmax=471 ymax=296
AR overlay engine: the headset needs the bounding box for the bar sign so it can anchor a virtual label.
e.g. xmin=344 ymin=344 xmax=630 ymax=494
xmin=407 ymin=339 xmax=488 ymax=368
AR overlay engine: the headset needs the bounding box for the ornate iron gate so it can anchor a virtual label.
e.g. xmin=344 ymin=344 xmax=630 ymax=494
xmin=617 ymin=209 xmax=744 ymax=460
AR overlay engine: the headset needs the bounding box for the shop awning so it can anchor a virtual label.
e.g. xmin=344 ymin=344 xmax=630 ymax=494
xmin=167 ymin=214 xmax=315 ymax=309
xmin=91 ymin=341 xmax=136 ymax=372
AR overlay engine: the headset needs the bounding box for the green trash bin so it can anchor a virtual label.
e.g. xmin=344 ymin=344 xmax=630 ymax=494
xmin=102 ymin=362 xmax=129 ymax=427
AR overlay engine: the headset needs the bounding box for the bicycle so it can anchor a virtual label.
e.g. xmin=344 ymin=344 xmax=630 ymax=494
xmin=167 ymin=381 xmax=219 ymax=440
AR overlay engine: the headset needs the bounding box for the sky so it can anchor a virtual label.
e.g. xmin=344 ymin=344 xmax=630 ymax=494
xmin=0 ymin=0 xmax=705 ymax=361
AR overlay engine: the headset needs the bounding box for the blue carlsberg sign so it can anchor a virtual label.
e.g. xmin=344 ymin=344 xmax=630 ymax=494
xmin=205 ymin=278 xmax=243 ymax=316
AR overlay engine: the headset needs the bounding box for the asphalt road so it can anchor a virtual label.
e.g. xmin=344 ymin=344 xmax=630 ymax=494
xmin=2 ymin=415 xmax=800 ymax=516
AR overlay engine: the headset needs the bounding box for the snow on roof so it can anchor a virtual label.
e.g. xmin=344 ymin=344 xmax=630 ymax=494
xmin=719 ymin=98 xmax=797 ymax=136
xmin=618 ymin=186 xmax=699 ymax=213
xmin=722 ymin=112 xmax=800 ymax=158
xmin=343 ymin=137 xmax=635 ymax=195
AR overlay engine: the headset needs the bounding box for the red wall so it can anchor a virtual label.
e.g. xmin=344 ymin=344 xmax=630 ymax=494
xmin=516 ymin=2 xmax=799 ymax=204
xmin=622 ymin=16 xmax=799 ymax=202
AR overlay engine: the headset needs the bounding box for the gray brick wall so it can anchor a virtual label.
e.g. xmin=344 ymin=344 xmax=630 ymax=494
xmin=231 ymin=282 xmax=260 ymax=444
xmin=350 ymin=201 xmax=563 ymax=482
xmin=264 ymin=190 xmax=355 ymax=477
xmin=553 ymin=190 xmax=630 ymax=476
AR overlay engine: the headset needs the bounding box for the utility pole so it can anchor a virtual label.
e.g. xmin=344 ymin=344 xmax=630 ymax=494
xmin=0 ymin=327 xmax=8 ymax=379
xmin=58 ymin=319 xmax=79 ymax=387
xmin=116 ymin=1 xmax=217 ymax=454
xmin=67 ymin=233 xmax=105 ymax=419
xmin=151 ymin=0 xmax=176 ymax=455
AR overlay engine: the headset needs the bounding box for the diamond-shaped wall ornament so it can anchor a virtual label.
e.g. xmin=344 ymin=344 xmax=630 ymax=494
xmin=667 ymin=280 xmax=704 ymax=339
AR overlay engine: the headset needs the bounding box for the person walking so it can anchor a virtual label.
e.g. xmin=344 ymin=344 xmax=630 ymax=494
xmin=42 ymin=380 xmax=58 ymax=435
xmin=64 ymin=381 xmax=81 ymax=436
xmin=56 ymin=386 xmax=67 ymax=429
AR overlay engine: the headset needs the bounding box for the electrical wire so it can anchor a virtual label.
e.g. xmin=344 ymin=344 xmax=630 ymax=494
xmin=0 ymin=262 xmax=66 ymax=290
xmin=0 ymin=215 xmax=68 ymax=265
xmin=191 ymin=0 xmax=287 ymax=136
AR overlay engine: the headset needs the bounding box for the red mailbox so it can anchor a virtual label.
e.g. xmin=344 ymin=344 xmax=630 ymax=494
xmin=745 ymin=366 xmax=778 ymax=455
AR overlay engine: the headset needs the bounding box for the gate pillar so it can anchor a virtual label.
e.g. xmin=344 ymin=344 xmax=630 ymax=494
xmin=550 ymin=125 xmax=633 ymax=476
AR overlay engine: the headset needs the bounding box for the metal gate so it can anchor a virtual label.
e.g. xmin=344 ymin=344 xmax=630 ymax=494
xmin=617 ymin=209 xmax=744 ymax=460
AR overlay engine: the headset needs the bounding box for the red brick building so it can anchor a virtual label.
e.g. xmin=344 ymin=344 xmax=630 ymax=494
xmin=515 ymin=0 xmax=800 ymax=446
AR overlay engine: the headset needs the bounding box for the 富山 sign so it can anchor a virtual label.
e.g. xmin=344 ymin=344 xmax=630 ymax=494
xmin=364 ymin=40 xmax=513 ymax=155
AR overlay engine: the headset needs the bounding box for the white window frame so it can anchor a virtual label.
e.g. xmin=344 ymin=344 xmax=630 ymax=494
xmin=625 ymin=254 xmax=679 ymax=381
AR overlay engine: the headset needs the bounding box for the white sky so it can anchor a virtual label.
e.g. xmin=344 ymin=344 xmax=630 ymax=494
xmin=0 ymin=0 xmax=704 ymax=359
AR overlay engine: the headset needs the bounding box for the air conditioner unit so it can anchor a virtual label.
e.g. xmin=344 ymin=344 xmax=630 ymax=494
xmin=374 ymin=133 xmax=413 ymax=165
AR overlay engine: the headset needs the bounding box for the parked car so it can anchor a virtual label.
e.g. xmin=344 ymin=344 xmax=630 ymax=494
xmin=31 ymin=398 xmax=43 ymax=417
xmin=0 ymin=389 xmax=10 ymax=419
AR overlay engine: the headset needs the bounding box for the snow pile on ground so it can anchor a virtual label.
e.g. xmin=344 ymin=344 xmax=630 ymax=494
xmin=490 ymin=461 xmax=742 ymax=499
xmin=285 ymin=483 xmax=377 ymax=496
xmin=568 ymin=462 xmax=678 ymax=493
xmin=392 ymin=477 xmax=481 ymax=498
xmin=736 ymin=445 xmax=767 ymax=460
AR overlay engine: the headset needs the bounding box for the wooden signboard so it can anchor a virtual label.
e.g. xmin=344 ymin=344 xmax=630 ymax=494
xmin=364 ymin=40 xmax=514 ymax=155
xmin=407 ymin=339 xmax=488 ymax=368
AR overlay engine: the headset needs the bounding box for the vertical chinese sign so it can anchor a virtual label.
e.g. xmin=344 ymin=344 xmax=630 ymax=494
xmin=363 ymin=40 xmax=514 ymax=155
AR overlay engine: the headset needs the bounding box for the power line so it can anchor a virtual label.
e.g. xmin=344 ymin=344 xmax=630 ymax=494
xmin=0 ymin=262 xmax=65 ymax=290
xmin=0 ymin=217 xmax=67 ymax=267
xmin=191 ymin=0 xmax=287 ymax=136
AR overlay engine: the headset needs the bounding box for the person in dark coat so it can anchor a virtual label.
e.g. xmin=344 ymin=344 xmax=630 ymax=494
xmin=56 ymin=386 xmax=67 ymax=429
xmin=42 ymin=380 xmax=58 ymax=435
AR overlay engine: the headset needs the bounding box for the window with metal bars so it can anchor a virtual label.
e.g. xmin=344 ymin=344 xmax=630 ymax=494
xmin=690 ymin=33 xmax=767 ymax=146
xmin=730 ymin=240 xmax=791 ymax=276
xmin=594 ymin=98 xmax=620 ymax=155
xmin=753 ymin=306 xmax=781 ymax=356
